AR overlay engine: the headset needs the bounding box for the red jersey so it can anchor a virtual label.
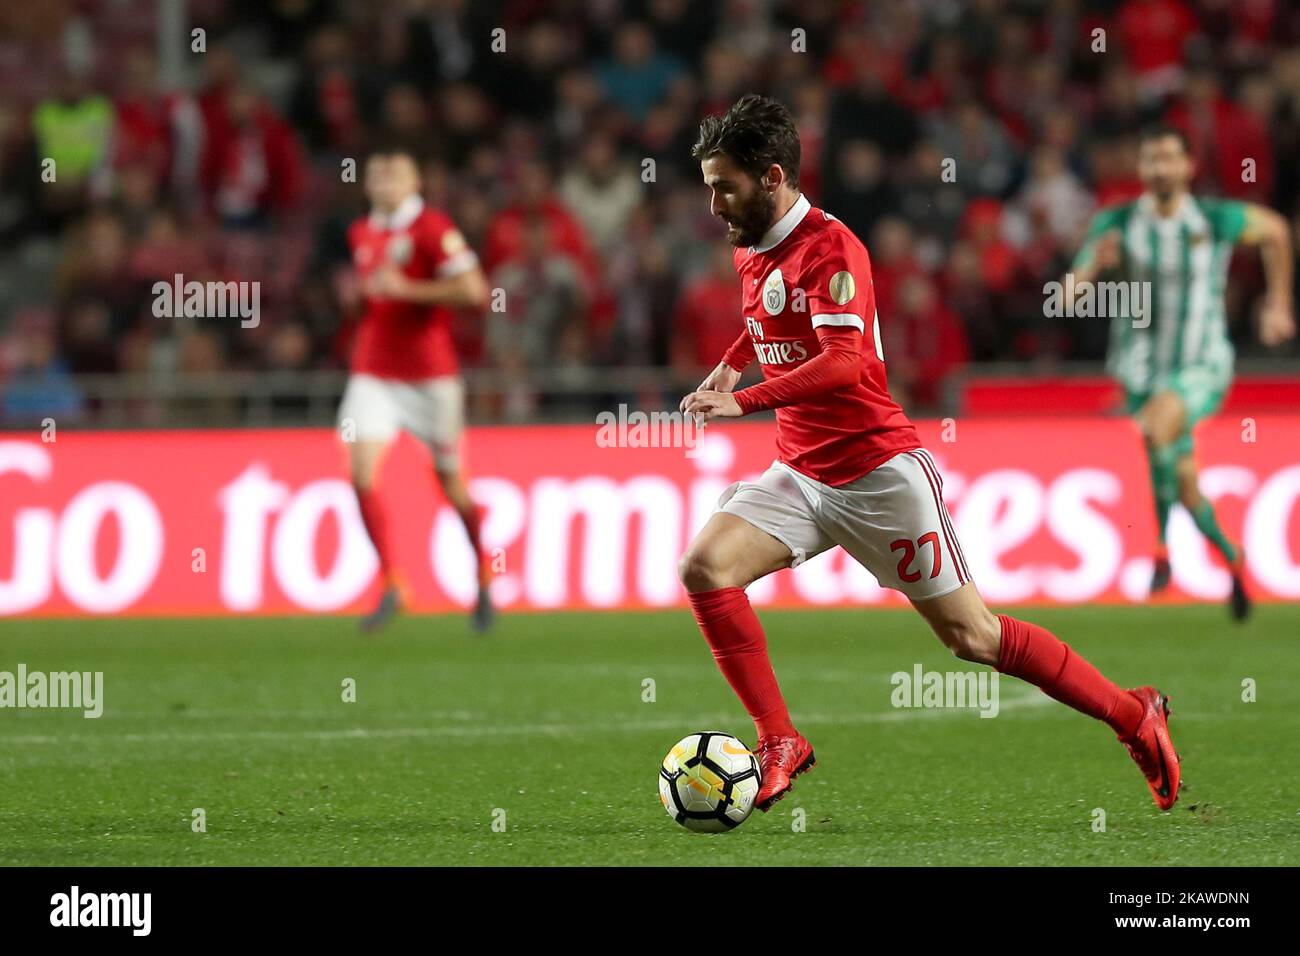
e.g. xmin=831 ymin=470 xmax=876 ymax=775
xmin=726 ymin=194 xmax=919 ymax=486
xmin=347 ymin=196 xmax=478 ymax=379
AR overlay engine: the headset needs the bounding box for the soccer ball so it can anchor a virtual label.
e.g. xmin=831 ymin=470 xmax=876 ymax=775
xmin=659 ymin=731 xmax=761 ymax=832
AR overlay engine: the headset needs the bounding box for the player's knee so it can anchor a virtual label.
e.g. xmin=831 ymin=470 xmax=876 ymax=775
xmin=348 ymin=445 xmax=383 ymax=490
xmin=942 ymin=612 xmax=1001 ymax=666
xmin=1141 ymin=426 xmax=1174 ymax=454
xmin=677 ymin=547 xmax=732 ymax=593
xmin=437 ymin=471 xmax=469 ymax=506
xmin=350 ymin=460 xmax=376 ymax=491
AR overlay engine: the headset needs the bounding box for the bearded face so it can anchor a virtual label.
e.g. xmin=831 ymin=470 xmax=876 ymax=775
xmin=701 ymin=154 xmax=780 ymax=248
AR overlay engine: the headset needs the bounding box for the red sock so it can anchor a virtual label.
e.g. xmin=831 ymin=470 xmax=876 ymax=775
xmin=356 ymin=488 xmax=396 ymax=586
xmin=996 ymin=615 xmax=1142 ymax=736
xmin=458 ymin=502 xmax=491 ymax=588
xmin=688 ymin=587 xmax=795 ymax=739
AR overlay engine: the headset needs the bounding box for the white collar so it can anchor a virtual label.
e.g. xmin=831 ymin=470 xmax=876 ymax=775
xmin=1137 ymin=192 xmax=1192 ymax=222
xmin=751 ymin=193 xmax=811 ymax=254
xmin=370 ymin=195 xmax=424 ymax=231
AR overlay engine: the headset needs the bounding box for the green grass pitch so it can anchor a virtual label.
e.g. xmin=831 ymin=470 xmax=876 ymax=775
xmin=1 ymin=605 xmax=1296 ymax=866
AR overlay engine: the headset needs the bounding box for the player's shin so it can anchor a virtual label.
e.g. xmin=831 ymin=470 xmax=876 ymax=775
xmin=995 ymin=615 xmax=1143 ymax=737
xmin=441 ymin=472 xmax=492 ymax=587
xmin=1145 ymin=442 xmax=1178 ymax=545
xmin=687 ymin=588 xmax=795 ymax=739
xmin=356 ymin=488 xmax=397 ymax=586
xmin=461 ymin=502 xmax=492 ymax=587
xmin=1190 ymin=500 xmax=1238 ymax=564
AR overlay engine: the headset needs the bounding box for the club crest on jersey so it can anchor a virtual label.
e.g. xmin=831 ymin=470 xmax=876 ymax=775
xmin=762 ymin=270 xmax=786 ymax=315
xmin=386 ymin=235 xmax=414 ymax=265
xmin=829 ymin=271 xmax=856 ymax=305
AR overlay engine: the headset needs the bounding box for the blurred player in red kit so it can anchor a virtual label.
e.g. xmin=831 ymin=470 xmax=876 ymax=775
xmin=679 ymin=96 xmax=1181 ymax=813
xmin=340 ymin=146 xmax=493 ymax=633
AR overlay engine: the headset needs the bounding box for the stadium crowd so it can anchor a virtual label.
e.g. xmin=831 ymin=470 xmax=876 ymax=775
xmin=1 ymin=0 xmax=1299 ymax=421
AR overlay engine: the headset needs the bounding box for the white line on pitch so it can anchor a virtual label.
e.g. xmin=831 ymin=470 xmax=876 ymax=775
xmin=0 ymin=693 xmax=1054 ymax=746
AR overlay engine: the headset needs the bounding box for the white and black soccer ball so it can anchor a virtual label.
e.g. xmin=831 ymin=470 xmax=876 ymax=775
xmin=659 ymin=731 xmax=761 ymax=832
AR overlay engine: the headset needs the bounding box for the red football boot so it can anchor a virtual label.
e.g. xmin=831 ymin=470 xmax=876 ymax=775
xmin=754 ymin=732 xmax=816 ymax=811
xmin=1117 ymin=687 xmax=1181 ymax=811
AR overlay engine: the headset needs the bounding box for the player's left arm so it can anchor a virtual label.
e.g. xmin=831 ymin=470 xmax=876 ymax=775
xmin=367 ymin=264 xmax=491 ymax=309
xmin=1236 ymin=203 xmax=1295 ymax=346
xmin=366 ymin=215 xmax=491 ymax=309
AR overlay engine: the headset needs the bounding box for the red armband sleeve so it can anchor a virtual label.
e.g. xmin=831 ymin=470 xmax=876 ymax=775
xmin=721 ymin=331 xmax=755 ymax=371
xmin=733 ymin=326 xmax=862 ymax=414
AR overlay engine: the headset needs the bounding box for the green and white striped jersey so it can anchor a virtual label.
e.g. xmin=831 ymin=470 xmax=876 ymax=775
xmin=1074 ymin=194 xmax=1247 ymax=395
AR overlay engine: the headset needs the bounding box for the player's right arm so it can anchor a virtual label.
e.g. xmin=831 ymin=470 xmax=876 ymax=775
xmin=1067 ymin=207 xmax=1125 ymax=303
xmin=694 ymin=249 xmax=756 ymax=395
xmin=365 ymin=263 xmax=490 ymax=309
xmin=680 ymin=337 xmax=745 ymax=420
xmin=696 ymin=332 xmax=753 ymax=394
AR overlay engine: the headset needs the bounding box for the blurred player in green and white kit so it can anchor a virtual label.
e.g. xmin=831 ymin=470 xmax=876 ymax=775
xmin=1071 ymin=125 xmax=1295 ymax=619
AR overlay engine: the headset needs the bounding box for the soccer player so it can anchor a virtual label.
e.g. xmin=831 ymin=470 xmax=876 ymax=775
xmin=679 ymin=95 xmax=1181 ymax=813
xmin=340 ymin=147 xmax=494 ymax=633
xmin=1070 ymin=125 xmax=1295 ymax=619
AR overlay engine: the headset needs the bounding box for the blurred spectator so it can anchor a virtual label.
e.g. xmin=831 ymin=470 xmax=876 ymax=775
xmin=1014 ymin=146 xmax=1095 ymax=249
xmin=1167 ymin=66 xmax=1273 ymax=201
xmin=598 ymin=22 xmax=685 ymax=122
xmin=488 ymin=216 xmax=588 ymax=371
xmin=31 ymin=72 xmax=113 ymax=229
xmin=288 ymin=25 xmax=373 ymax=155
xmin=943 ymin=239 xmax=1001 ymax=362
xmin=670 ymin=244 xmax=744 ymax=378
xmin=199 ymin=80 xmax=306 ymax=226
xmin=887 ymin=275 xmax=970 ymax=410
xmin=824 ymin=140 xmax=899 ymax=240
xmin=1090 ymin=63 xmax=1157 ymax=141
xmin=1117 ymin=0 xmax=1198 ymax=100
xmin=928 ymin=97 xmax=1018 ymax=198
xmin=55 ymin=210 xmax=138 ymax=329
xmin=2 ymin=309 xmax=84 ymax=424
xmin=112 ymin=46 xmax=202 ymax=199
xmin=58 ymin=298 xmax=117 ymax=375
xmin=646 ymin=0 xmax=718 ymax=64
xmin=483 ymin=159 xmax=598 ymax=288
xmin=558 ymin=133 xmax=644 ymax=251
xmin=606 ymin=205 xmax=677 ymax=364
xmin=824 ymin=54 xmax=918 ymax=166
xmin=870 ymin=217 xmax=927 ymax=321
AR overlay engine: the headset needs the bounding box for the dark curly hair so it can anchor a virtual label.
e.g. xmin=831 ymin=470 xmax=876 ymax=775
xmin=1138 ymin=123 xmax=1191 ymax=155
xmin=691 ymin=94 xmax=801 ymax=188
